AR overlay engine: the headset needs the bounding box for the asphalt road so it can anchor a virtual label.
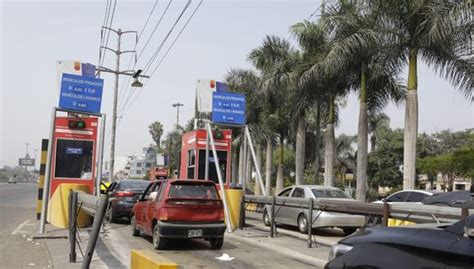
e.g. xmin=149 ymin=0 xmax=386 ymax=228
xmin=0 ymin=182 xmax=52 ymax=268
xmin=100 ymin=220 xmax=327 ymax=269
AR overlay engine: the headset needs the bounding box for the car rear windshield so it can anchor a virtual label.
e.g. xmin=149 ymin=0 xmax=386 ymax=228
xmin=168 ymin=182 xmax=218 ymax=199
xmin=312 ymin=188 xmax=351 ymax=199
xmin=119 ymin=180 xmax=149 ymax=190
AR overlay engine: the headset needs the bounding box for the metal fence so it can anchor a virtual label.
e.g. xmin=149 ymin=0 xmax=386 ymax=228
xmin=68 ymin=190 xmax=108 ymax=269
xmin=241 ymin=195 xmax=472 ymax=248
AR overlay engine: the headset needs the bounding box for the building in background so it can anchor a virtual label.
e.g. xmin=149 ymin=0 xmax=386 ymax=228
xmin=127 ymin=146 xmax=157 ymax=179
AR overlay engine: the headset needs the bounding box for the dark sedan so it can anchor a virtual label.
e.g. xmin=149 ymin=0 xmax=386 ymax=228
xmin=105 ymin=179 xmax=150 ymax=223
xmin=326 ymin=188 xmax=474 ymax=268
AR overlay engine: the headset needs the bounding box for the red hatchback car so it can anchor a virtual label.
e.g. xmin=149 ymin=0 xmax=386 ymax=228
xmin=131 ymin=179 xmax=226 ymax=250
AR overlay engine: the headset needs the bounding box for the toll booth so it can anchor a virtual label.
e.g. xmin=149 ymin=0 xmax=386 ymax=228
xmin=50 ymin=116 xmax=98 ymax=196
xmin=180 ymin=129 xmax=232 ymax=186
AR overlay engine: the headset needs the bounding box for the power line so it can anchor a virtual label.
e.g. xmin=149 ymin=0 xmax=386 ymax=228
xmin=149 ymin=0 xmax=203 ymax=78
xmin=142 ymin=0 xmax=192 ymax=73
xmin=119 ymin=0 xmax=172 ymax=109
xmin=100 ymin=0 xmax=118 ymax=68
xmin=118 ymin=0 xmax=191 ymax=115
xmin=98 ymin=0 xmax=112 ymax=67
xmin=120 ymin=0 xmax=203 ymax=117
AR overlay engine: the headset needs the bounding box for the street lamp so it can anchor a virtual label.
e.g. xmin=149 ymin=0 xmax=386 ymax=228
xmin=172 ymin=103 xmax=184 ymax=130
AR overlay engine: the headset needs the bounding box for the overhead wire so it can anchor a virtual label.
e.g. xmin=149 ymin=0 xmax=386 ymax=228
xmin=100 ymin=0 xmax=118 ymax=68
xmin=97 ymin=0 xmax=112 ymax=69
xmin=119 ymin=0 xmax=203 ymax=118
xmin=116 ymin=0 xmax=164 ymax=112
xmin=117 ymin=0 xmax=173 ymax=111
xmin=118 ymin=0 xmax=192 ymax=116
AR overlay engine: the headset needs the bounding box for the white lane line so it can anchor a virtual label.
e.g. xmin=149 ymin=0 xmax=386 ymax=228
xmin=11 ymin=219 xmax=31 ymax=235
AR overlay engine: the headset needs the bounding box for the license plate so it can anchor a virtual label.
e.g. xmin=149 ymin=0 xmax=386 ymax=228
xmin=187 ymin=229 xmax=203 ymax=238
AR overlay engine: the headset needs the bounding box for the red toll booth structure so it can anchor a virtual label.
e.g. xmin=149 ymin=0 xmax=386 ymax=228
xmin=180 ymin=129 xmax=232 ymax=187
xmin=50 ymin=116 xmax=98 ymax=196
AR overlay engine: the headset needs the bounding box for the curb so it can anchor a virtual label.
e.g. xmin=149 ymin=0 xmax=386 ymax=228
xmin=226 ymin=232 xmax=328 ymax=268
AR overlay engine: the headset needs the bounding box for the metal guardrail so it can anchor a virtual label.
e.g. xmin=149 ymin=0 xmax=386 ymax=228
xmin=241 ymin=195 xmax=472 ymax=248
xmin=68 ymin=190 xmax=108 ymax=269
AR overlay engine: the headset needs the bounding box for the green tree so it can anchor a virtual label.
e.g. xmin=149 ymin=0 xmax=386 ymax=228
xmin=322 ymin=0 xmax=405 ymax=201
xmin=249 ymin=35 xmax=296 ymax=193
xmin=374 ymin=0 xmax=473 ymax=190
xmin=148 ymin=121 xmax=164 ymax=150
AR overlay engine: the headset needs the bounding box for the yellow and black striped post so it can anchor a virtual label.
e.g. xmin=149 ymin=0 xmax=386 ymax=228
xmin=36 ymin=139 xmax=48 ymax=220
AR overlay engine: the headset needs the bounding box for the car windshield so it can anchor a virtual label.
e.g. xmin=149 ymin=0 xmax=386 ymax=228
xmin=119 ymin=180 xmax=149 ymax=190
xmin=168 ymin=182 xmax=218 ymax=199
xmin=312 ymin=188 xmax=351 ymax=199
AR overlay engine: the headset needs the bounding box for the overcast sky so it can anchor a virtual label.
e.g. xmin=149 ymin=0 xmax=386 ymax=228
xmin=1 ymin=0 xmax=473 ymax=168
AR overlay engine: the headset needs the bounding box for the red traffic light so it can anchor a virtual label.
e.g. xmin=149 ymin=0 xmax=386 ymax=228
xmin=68 ymin=120 xmax=86 ymax=129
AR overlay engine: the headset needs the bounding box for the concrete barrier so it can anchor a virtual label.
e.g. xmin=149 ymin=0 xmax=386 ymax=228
xmin=47 ymin=183 xmax=90 ymax=228
xmin=224 ymin=189 xmax=243 ymax=230
xmin=130 ymin=249 xmax=177 ymax=269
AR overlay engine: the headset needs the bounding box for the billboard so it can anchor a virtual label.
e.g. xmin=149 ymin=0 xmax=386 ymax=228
xmin=19 ymin=158 xmax=35 ymax=166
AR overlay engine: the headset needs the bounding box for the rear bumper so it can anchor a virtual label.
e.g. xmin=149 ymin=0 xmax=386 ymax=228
xmin=111 ymin=201 xmax=135 ymax=218
xmin=157 ymin=221 xmax=226 ymax=239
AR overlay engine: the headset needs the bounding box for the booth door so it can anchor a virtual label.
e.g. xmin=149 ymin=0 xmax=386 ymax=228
xmin=197 ymin=150 xmax=227 ymax=184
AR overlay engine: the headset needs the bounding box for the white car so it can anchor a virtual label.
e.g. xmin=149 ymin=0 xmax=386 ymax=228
xmin=263 ymin=185 xmax=366 ymax=235
xmin=375 ymin=190 xmax=440 ymax=204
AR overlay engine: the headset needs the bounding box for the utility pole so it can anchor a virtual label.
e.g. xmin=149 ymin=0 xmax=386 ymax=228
xmin=97 ymin=27 xmax=149 ymax=181
xmin=172 ymin=103 xmax=184 ymax=130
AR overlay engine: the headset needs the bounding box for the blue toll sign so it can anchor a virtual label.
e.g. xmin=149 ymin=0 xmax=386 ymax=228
xmin=211 ymin=92 xmax=246 ymax=125
xmin=59 ymin=73 xmax=104 ymax=113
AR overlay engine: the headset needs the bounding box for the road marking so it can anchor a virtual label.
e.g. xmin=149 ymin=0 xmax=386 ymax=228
xmin=11 ymin=219 xmax=31 ymax=235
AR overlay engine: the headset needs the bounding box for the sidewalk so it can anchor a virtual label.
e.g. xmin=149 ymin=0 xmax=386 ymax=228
xmin=15 ymin=218 xmax=110 ymax=269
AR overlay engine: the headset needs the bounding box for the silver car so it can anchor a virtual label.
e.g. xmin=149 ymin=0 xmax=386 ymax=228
xmin=263 ymin=185 xmax=366 ymax=235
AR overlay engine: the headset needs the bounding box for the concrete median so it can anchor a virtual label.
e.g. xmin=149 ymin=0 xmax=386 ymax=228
xmin=130 ymin=249 xmax=177 ymax=269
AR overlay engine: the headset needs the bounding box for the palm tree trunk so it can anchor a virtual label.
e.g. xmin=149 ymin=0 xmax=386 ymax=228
xmin=265 ymin=138 xmax=273 ymax=196
xmin=403 ymin=47 xmax=418 ymax=190
xmin=324 ymin=95 xmax=335 ymax=187
xmin=314 ymin=104 xmax=321 ymax=184
xmin=254 ymin=144 xmax=262 ymax=195
xmin=276 ymin=136 xmax=284 ymax=193
xmin=295 ymin=112 xmax=306 ymax=185
xmin=231 ymin=145 xmax=239 ymax=184
xmin=356 ymin=64 xmax=368 ymax=202
xmin=238 ymin=138 xmax=244 ymax=184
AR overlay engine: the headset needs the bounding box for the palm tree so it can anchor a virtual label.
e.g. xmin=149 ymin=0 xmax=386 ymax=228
xmin=249 ymin=35 xmax=296 ymax=193
xmin=322 ymin=1 xmax=405 ymax=201
xmin=149 ymin=121 xmax=164 ymax=150
xmin=225 ymin=68 xmax=264 ymax=188
xmin=290 ymin=21 xmax=336 ymax=185
xmin=373 ymin=0 xmax=473 ymax=190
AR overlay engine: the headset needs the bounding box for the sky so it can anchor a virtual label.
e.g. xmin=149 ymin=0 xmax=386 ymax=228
xmin=1 ymin=0 xmax=473 ymax=168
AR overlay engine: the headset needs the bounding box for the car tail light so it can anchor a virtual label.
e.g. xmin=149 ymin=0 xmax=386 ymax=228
xmin=159 ymin=209 xmax=168 ymax=221
xmin=219 ymin=210 xmax=225 ymax=222
xmin=115 ymin=191 xmax=134 ymax=197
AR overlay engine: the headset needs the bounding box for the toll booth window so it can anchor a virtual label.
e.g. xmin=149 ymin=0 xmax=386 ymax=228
xmin=187 ymin=150 xmax=196 ymax=179
xmin=197 ymin=150 xmax=227 ymax=184
xmin=55 ymin=139 xmax=93 ymax=179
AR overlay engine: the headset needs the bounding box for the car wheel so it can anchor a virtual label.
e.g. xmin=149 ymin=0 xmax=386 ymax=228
xmin=152 ymin=224 xmax=166 ymax=250
xmin=298 ymin=214 xmax=308 ymax=234
xmin=106 ymin=204 xmax=117 ymax=223
xmin=130 ymin=215 xmax=140 ymax=236
xmin=209 ymin=237 xmax=224 ymax=249
xmin=342 ymin=227 xmax=357 ymax=236
xmin=263 ymin=210 xmax=271 ymax=227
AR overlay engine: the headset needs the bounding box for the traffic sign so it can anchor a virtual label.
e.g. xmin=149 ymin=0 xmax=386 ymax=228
xmin=19 ymin=158 xmax=35 ymax=166
xmin=59 ymin=73 xmax=104 ymax=113
xmin=211 ymin=92 xmax=246 ymax=125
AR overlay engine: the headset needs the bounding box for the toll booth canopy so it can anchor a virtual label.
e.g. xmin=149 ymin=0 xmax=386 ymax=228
xmin=180 ymin=129 xmax=232 ymax=185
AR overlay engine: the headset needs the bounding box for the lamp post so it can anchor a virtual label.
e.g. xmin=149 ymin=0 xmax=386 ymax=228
xmin=172 ymin=103 xmax=184 ymax=130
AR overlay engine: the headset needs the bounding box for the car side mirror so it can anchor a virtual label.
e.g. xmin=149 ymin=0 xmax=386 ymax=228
xmin=465 ymin=215 xmax=474 ymax=239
